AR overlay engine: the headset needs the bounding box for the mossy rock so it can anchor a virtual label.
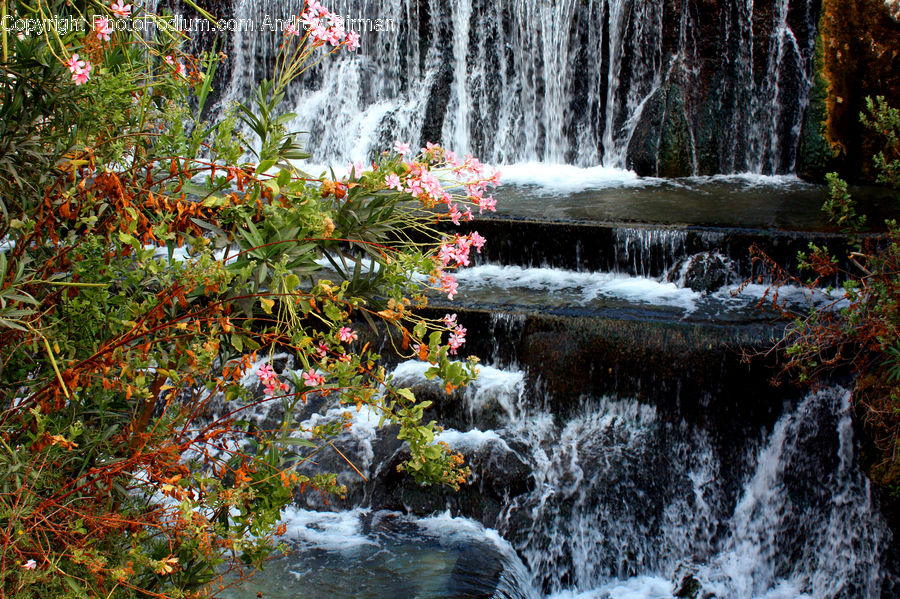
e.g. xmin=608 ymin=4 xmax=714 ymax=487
xmin=796 ymin=35 xmax=838 ymax=182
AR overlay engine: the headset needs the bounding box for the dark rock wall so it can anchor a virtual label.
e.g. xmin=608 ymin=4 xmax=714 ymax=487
xmin=813 ymin=0 xmax=900 ymax=181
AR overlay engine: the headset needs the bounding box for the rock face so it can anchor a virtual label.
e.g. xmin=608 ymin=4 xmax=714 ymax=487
xmin=813 ymin=0 xmax=900 ymax=181
xmin=606 ymin=0 xmax=823 ymax=176
xmin=627 ymin=61 xmax=695 ymax=178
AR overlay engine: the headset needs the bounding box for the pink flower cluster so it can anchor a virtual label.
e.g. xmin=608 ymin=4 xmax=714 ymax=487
xmin=444 ymin=313 xmax=467 ymax=354
xmin=302 ymin=370 xmax=326 ymax=387
xmin=439 ymin=233 xmax=486 ymax=268
xmin=382 ymin=142 xmax=500 ymax=301
xmin=94 ymin=16 xmax=113 ymax=41
xmin=66 ymin=54 xmax=91 ymax=86
xmin=286 ymin=1 xmax=361 ymax=51
xmin=258 ymin=363 xmax=290 ymax=397
xmin=338 ymin=326 xmax=358 ymax=343
xmin=388 ymin=141 xmax=499 ymax=219
xmin=111 ymin=1 xmax=131 ymax=18
xmin=434 ymin=231 xmax=487 ymax=300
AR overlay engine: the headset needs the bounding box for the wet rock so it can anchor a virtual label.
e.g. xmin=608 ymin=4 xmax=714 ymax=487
xmin=657 ymin=83 xmax=694 ymax=178
xmin=667 ymin=252 xmax=736 ymax=293
xmin=626 ymin=88 xmax=667 ymax=177
xmin=672 ymin=563 xmax=716 ymax=599
xmin=674 ymin=573 xmax=702 ymax=598
xmin=626 ymin=61 xmax=694 ymax=178
xmin=447 ymin=544 xmax=507 ymax=599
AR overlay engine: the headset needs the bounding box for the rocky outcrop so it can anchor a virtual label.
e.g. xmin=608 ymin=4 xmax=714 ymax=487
xmin=815 ymin=0 xmax=900 ymax=181
xmin=667 ymin=251 xmax=737 ymax=293
xmin=627 ymin=61 xmax=695 ymax=178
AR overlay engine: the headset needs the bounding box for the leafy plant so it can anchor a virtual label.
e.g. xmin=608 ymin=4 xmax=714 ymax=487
xmin=0 ymin=2 xmax=497 ymax=597
xmin=762 ymin=95 xmax=900 ymax=490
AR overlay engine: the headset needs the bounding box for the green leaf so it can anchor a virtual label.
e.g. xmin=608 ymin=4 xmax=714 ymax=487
xmin=280 ymin=438 xmax=317 ymax=448
xmin=256 ymin=159 xmax=277 ymax=175
xmin=396 ymin=388 xmax=416 ymax=402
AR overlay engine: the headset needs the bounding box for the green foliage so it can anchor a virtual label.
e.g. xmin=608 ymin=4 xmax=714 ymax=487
xmin=860 ymin=96 xmax=900 ymax=190
xmin=0 ymin=2 xmax=492 ymax=596
xmin=774 ymin=96 xmax=900 ymax=489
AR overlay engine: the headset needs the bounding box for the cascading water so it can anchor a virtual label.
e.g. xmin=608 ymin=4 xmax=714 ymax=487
xmin=201 ymin=0 xmax=818 ymax=175
xmin=234 ymin=359 xmax=894 ymax=598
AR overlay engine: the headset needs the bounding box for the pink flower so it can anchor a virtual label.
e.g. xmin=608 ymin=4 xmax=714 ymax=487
xmin=345 ymin=30 xmax=361 ymax=51
xmin=326 ymin=23 xmax=346 ymax=46
xmin=302 ymin=14 xmax=321 ymax=29
xmin=175 ymin=62 xmax=187 ymax=78
xmin=311 ymin=23 xmax=329 ymax=42
xmin=285 ymin=23 xmax=299 ymax=36
xmin=338 ymin=327 xmax=358 ymax=343
xmin=346 ymin=161 xmax=363 ymax=178
xmin=469 ymin=231 xmax=486 ymax=251
xmin=448 ymin=334 xmax=464 ymax=354
xmin=453 ymin=245 xmax=470 ymax=266
xmin=476 ymin=195 xmax=496 ymax=213
xmin=443 ymin=313 xmax=457 ymax=328
xmin=258 ymin=363 xmax=275 ymax=382
xmin=66 ymin=54 xmax=86 ymax=74
xmin=72 ymin=62 xmax=92 ymax=86
xmin=393 ymin=140 xmax=411 ymax=155
xmin=302 ymin=370 xmax=325 ymax=387
xmin=164 ymin=55 xmax=175 ymax=65
xmin=22 ymin=559 xmax=36 ymax=570
xmin=94 ymin=16 xmax=113 ymax=41
xmin=385 ymin=173 xmax=403 ymax=190
xmin=306 ymin=0 xmax=327 ymax=15
xmin=449 ymin=205 xmax=462 ymax=226
xmin=438 ymin=243 xmax=455 ymax=266
xmin=338 ymin=353 xmax=352 ymax=363
xmin=421 ymin=142 xmax=442 ymax=157
xmin=440 ymin=273 xmax=458 ymax=300
xmin=110 ymin=1 xmax=131 ymax=18
xmin=316 ymin=343 xmax=328 ymax=358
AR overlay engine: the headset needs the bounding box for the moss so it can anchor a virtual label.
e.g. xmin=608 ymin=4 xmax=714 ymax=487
xmin=796 ymin=33 xmax=836 ymax=181
xmin=657 ymin=82 xmax=694 ymax=178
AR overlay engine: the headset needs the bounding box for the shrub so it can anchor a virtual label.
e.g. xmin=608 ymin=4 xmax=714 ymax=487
xmin=0 ymin=1 xmax=498 ymax=596
xmin=764 ymin=96 xmax=900 ymax=492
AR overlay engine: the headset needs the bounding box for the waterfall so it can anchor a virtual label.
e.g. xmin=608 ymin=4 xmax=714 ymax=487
xmin=196 ymin=0 xmax=818 ymax=175
xmin=381 ymin=364 xmax=893 ymax=596
xmin=281 ymin=354 xmax=892 ymax=597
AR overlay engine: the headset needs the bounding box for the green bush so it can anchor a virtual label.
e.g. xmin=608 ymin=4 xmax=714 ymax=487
xmin=0 ymin=2 xmax=497 ymax=596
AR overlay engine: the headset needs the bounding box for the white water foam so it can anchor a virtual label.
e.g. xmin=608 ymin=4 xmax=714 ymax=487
xmin=452 ymin=262 xmax=846 ymax=316
xmin=280 ymin=506 xmax=377 ymax=550
xmin=497 ymin=163 xmax=643 ymax=193
xmin=455 ymin=264 xmax=700 ymax=311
